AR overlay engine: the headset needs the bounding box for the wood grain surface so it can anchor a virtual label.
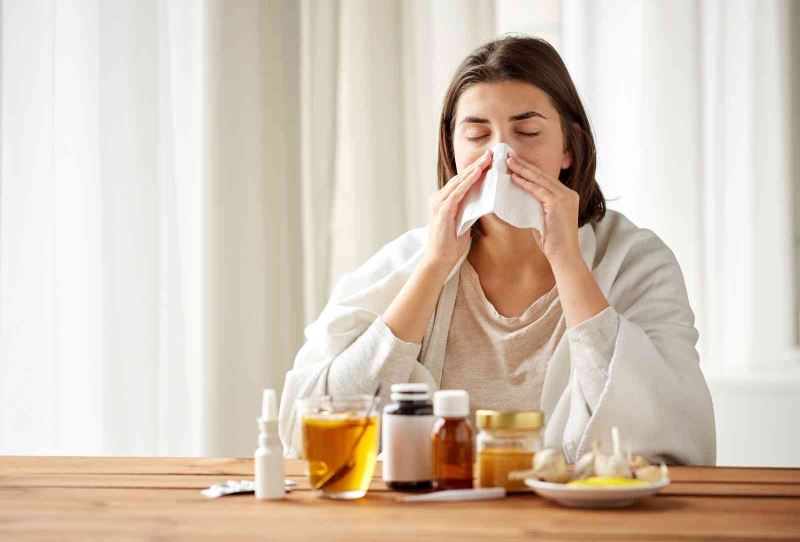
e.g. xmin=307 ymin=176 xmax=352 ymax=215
xmin=1 ymin=457 xmax=798 ymax=541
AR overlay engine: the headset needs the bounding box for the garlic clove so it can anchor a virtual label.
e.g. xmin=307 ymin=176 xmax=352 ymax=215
xmin=573 ymin=441 xmax=600 ymax=480
xmin=529 ymin=448 xmax=571 ymax=484
xmin=508 ymin=448 xmax=563 ymax=481
xmin=595 ymin=427 xmax=633 ymax=479
xmin=628 ymin=452 xmax=651 ymax=470
xmin=634 ymin=462 xmax=670 ymax=483
xmin=596 ymin=454 xmax=632 ymax=478
xmin=634 ymin=465 xmax=662 ymax=482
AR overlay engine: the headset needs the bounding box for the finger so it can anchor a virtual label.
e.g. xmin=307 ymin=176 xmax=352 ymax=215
xmin=445 ymin=163 xmax=486 ymax=206
xmin=438 ymin=150 xmax=492 ymax=202
xmin=444 ymin=150 xmax=491 ymax=192
xmin=434 ymin=166 xmax=477 ymax=209
xmin=506 ymin=153 xmax=567 ymax=194
xmin=507 ymin=153 xmax=560 ymax=190
xmin=532 ymin=228 xmax=544 ymax=250
xmin=438 ymin=165 xmax=484 ymax=219
xmin=511 ymin=172 xmax=557 ymax=203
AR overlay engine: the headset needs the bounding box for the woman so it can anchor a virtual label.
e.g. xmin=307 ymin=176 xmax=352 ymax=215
xmin=279 ymin=36 xmax=716 ymax=465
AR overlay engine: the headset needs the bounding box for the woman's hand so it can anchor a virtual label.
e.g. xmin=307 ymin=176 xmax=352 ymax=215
xmin=383 ymin=150 xmax=492 ymax=343
xmin=422 ymin=149 xmax=493 ymax=272
xmin=506 ymin=150 xmax=610 ymax=328
xmin=506 ymin=151 xmax=581 ymax=268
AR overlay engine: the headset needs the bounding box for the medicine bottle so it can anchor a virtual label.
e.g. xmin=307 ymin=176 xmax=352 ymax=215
xmin=431 ymin=390 xmax=474 ymax=490
xmin=382 ymin=383 xmax=435 ymax=490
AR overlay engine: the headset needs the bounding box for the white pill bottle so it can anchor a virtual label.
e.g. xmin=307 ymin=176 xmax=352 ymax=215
xmin=381 ymin=383 xmax=435 ymax=491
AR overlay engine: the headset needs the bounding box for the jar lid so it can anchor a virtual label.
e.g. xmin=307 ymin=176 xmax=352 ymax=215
xmin=475 ymin=409 xmax=544 ymax=430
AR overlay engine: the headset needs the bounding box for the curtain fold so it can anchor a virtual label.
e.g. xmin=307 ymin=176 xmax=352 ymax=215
xmin=700 ymin=0 xmax=794 ymax=371
xmin=560 ymin=0 xmax=794 ymax=372
xmin=301 ymin=0 xmax=495 ymax=319
xmin=205 ymin=0 xmax=303 ymax=457
xmin=0 ymin=0 xmax=303 ymax=456
xmin=328 ymin=0 xmax=408 ymax=288
xmin=300 ymin=0 xmax=339 ymax=324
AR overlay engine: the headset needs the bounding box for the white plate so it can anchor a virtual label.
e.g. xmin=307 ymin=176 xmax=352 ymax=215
xmin=524 ymin=478 xmax=670 ymax=508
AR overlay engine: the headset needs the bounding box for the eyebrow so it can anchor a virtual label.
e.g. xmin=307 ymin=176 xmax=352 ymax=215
xmin=460 ymin=111 xmax=547 ymax=124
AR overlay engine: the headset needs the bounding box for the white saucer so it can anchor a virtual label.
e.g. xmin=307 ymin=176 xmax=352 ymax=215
xmin=524 ymin=478 xmax=670 ymax=508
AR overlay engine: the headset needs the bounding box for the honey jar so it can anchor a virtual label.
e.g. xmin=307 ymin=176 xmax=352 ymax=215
xmin=475 ymin=410 xmax=544 ymax=492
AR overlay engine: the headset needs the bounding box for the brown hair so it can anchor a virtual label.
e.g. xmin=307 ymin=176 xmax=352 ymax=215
xmin=437 ymin=35 xmax=605 ymax=233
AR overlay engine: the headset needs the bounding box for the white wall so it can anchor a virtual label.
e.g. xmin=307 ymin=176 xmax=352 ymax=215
xmin=710 ymin=375 xmax=800 ymax=467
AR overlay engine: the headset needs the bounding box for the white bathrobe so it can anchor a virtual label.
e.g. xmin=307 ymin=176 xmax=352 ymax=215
xmin=279 ymin=210 xmax=716 ymax=465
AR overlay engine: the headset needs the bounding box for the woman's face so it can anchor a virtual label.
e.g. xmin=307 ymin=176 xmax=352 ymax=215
xmin=452 ymin=80 xmax=571 ymax=178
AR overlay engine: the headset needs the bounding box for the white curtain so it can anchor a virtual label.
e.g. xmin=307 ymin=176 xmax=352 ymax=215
xmin=0 ymin=0 xmax=304 ymax=456
xmin=559 ymin=0 xmax=796 ymax=373
xmin=1 ymin=0 xmax=795 ymax=457
xmin=302 ymin=0 xmax=497 ymax=318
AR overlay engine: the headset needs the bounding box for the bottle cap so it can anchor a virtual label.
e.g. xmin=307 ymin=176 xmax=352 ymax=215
xmin=390 ymin=383 xmax=431 ymax=402
xmin=260 ymin=389 xmax=278 ymax=422
xmin=433 ymin=389 xmax=469 ymax=418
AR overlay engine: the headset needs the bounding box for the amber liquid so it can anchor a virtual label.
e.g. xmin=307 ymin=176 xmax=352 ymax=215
xmin=302 ymin=416 xmax=379 ymax=496
xmin=477 ymin=448 xmax=535 ymax=491
xmin=432 ymin=417 xmax=474 ymax=490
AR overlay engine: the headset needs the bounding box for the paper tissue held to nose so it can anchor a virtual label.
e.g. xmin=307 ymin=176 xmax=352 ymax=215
xmin=457 ymin=142 xmax=545 ymax=237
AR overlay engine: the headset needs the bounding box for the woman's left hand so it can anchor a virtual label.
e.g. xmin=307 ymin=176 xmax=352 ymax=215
xmin=506 ymin=151 xmax=581 ymax=268
xmin=507 ymin=150 xmax=610 ymax=328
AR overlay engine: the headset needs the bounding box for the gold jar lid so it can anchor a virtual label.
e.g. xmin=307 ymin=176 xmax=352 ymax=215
xmin=475 ymin=409 xmax=544 ymax=430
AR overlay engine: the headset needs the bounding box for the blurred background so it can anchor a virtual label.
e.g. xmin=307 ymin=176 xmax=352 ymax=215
xmin=0 ymin=0 xmax=797 ymax=465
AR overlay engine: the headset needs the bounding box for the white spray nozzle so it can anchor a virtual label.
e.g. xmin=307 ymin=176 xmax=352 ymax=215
xmin=260 ymin=389 xmax=278 ymax=422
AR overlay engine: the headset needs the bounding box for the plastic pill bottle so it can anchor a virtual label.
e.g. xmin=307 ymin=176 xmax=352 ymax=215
xmin=382 ymin=383 xmax=435 ymax=490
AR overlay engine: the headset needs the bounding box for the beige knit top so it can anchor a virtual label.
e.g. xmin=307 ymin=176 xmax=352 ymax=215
xmin=440 ymin=260 xmax=565 ymax=417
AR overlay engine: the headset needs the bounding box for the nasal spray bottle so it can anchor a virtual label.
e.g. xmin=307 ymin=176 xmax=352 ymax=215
xmin=255 ymin=389 xmax=284 ymax=500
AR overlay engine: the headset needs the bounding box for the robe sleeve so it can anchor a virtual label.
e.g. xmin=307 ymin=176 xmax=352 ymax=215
xmin=564 ymin=229 xmax=716 ymax=466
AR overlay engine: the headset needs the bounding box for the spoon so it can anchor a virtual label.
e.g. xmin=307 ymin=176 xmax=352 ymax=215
xmin=313 ymin=385 xmax=382 ymax=491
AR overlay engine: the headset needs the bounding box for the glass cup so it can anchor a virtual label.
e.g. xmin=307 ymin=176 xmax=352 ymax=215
xmin=299 ymin=395 xmax=381 ymax=499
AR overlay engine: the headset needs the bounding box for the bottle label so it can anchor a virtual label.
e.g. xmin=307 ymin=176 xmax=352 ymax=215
xmin=382 ymin=413 xmax=435 ymax=482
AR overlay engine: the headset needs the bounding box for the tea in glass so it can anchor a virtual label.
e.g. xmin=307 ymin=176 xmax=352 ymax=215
xmin=300 ymin=395 xmax=380 ymax=499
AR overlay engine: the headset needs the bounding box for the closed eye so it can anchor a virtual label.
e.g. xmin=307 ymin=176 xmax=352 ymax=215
xmin=466 ymin=132 xmax=538 ymax=141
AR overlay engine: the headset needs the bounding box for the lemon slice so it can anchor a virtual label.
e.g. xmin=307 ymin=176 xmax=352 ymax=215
xmin=567 ymin=476 xmax=648 ymax=488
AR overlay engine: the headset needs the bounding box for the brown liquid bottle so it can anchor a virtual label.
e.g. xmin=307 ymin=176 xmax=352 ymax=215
xmin=431 ymin=390 xmax=474 ymax=490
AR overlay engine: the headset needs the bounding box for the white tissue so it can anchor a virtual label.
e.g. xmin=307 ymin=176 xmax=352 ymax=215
xmin=457 ymin=142 xmax=545 ymax=237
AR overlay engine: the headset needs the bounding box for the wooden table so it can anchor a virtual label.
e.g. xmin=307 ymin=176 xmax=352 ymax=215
xmin=1 ymin=457 xmax=799 ymax=540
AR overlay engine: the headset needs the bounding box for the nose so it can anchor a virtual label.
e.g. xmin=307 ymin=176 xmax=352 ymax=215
xmin=489 ymin=128 xmax=516 ymax=151
xmin=487 ymin=130 xmax=513 ymax=152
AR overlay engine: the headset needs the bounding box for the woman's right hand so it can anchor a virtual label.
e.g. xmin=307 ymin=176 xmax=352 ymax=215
xmin=383 ymin=149 xmax=493 ymax=343
xmin=422 ymin=149 xmax=493 ymax=271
